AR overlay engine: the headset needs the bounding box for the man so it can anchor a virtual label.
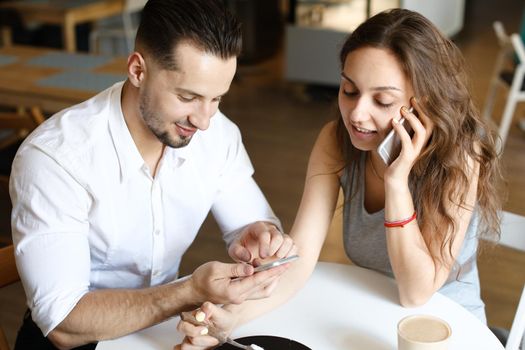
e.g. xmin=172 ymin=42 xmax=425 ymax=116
xmin=10 ymin=1 xmax=294 ymax=349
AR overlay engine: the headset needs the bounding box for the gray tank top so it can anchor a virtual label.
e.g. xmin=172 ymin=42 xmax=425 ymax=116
xmin=341 ymin=153 xmax=486 ymax=323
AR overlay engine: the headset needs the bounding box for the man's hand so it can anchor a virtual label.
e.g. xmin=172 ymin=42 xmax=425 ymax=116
xmin=228 ymin=221 xmax=296 ymax=264
xmin=190 ymin=260 xmax=285 ymax=305
xmin=174 ymin=302 xmax=233 ymax=350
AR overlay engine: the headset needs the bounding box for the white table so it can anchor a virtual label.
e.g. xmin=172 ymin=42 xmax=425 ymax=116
xmin=97 ymin=262 xmax=504 ymax=349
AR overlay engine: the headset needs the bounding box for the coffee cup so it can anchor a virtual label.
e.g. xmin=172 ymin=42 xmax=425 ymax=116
xmin=397 ymin=314 xmax=451 ymax=350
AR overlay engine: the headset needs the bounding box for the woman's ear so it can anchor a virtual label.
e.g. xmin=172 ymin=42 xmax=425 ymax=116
xmin=127 ymin=52 xmax=146 ymax=88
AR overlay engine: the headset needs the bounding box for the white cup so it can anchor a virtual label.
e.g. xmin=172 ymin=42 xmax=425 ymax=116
xmin=397 ymin=314 xmax=452 ymax=350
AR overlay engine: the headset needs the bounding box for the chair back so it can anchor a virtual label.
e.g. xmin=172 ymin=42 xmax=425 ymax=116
xmin=124 ymin=0 xmax=147 ymax=12
xmin=506 ymin=283 xmax=525 ymax=350
xmin=498 ymin=211 xmax=525 ymax=350
xmin=0 ymin=244 xmax=19 ymax=350
xmin=482 ymin=22 xmax=512 ymax=127
xmin=511 ymin=33 xmax=525 ymax=66
xmin=498 ymin=211 xmax=525 ymax=250
xmin=0 ymin=245 xmax=18 ymax=288
xmin=482 ymin=22 xmax=525 ymax=151
xmin=0 ymin=106 xmax=43 ymax=143
xmin=0 ymin=108 xmax=41 ymax=350
xmin=121 ymin=0 xmax=147 ymax=52
xmin=90 ymin=0 xmax=146 ymax=54
xmin=494 ymin=21 xmax=512 ymax=47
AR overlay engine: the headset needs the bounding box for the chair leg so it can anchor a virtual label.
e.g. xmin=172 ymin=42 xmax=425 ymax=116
xmin=483 ymin=79 xmax=500 ymax=122
xmin=489 ymin=326 xmax=508 ymax=346
xmin=0 ymin=326 xmax=10 ymax=350
xmin=122 ymin=12 xmax=135 ymax=53
xmin=497 ymin=68 xmax=524 ymax=151
xmin=506 ymin=284 xmax=525 ymax=350
xmin=0 ymin=26 xmax=11 ymax=48
xmin=498 ymin=90 xmax=518 ymax=151
xmin=29 ymin=107 xmax=45 ymax=125
xmin=89 ymin=31 xmax=100 ymax=54
xmin=483 ymin=52 xmax=508 ymax=122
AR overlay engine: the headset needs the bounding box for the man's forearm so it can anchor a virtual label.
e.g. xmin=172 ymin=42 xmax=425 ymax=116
xmin=48 ymin=277 xmax=199 ymax=349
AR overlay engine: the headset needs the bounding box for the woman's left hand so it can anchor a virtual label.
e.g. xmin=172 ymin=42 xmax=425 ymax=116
xmin=174 ymin=302 xmax=237 ymax=350
xmin=384 ymin=97 xmax=433 ymax=183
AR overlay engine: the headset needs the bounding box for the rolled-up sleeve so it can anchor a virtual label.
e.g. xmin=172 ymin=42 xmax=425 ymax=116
xmin=210 ymin=123 xmax=281 ymax=244
xmin=10 ymin=144 xmax=91 ymax=336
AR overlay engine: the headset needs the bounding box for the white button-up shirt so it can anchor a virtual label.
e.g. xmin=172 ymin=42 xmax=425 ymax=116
xmin=10 ymin=82 xmax=280 ymax=335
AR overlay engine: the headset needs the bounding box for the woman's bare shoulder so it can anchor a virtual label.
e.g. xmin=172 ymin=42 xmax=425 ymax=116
xmin=310 ymin=120 xmax=345 ymax=175
xmin=316 ymin=120 xmax=339 ymax=148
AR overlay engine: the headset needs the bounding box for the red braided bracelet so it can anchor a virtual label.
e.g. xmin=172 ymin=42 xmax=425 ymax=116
xmin=384 ymin=212 xmax=417 ymax=228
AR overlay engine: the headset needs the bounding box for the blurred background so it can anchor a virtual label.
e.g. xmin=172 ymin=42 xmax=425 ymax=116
xmin=1 ymin=0 xmax=525 ymax=348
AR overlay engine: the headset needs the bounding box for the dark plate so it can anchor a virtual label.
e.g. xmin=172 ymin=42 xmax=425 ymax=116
xmin=215 ymin=335 xmax=311 ymax=350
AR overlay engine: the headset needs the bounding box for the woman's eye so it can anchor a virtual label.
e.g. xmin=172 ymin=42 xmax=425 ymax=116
xmin=376 ymin=100 xmax=394 ymax=108
xmin=343 ymin=90 xmax=358 ymax=97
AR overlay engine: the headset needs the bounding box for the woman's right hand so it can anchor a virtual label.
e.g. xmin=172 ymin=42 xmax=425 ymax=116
xmin=384 ymin=97 xmax=433 ymax=185
xmin=174 ymin=302 xmax=236 ymax=350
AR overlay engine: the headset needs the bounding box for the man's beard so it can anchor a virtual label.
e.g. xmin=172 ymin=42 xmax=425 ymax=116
xmin=139 ymin=93 xmax=192 ymax=149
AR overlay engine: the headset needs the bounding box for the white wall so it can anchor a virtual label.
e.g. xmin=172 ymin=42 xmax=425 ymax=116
xmin=402 ymin=0 xmax=466 ymax=37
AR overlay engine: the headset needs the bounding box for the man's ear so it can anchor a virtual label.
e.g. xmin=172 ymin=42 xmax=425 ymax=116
xmin=127 ymin=52 xmax=146 ymax=87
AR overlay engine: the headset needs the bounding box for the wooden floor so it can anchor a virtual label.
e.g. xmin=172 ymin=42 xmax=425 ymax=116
xmin=1 ymin=0 xmax=525 ymax=348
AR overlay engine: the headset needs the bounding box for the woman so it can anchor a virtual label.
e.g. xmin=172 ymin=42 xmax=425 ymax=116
xmin=175 ymin=8 xmax=502 ymax=349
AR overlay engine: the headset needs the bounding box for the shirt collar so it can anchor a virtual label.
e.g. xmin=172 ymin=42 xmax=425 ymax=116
xmin=162 ymin=135 xmax=193 ymax=171
xmin=108 ymin=82 xmax=146 ymax=183
xmin=108 ymin=82 xmax=195 ymax=182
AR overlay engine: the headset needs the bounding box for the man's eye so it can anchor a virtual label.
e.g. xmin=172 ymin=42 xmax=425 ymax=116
xmin=178 ymin=95 xmax=195 ymax=102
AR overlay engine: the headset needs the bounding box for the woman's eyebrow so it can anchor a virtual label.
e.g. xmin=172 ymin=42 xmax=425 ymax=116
xmin=340 ymin=72 xmax=403 ymax=92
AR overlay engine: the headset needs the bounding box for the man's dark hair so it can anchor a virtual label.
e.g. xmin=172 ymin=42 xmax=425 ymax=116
xmin=136 ymin=0 xmax=242 ymax=70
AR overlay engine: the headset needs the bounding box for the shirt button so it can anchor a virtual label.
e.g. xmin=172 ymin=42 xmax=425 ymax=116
xmin=154 ymin=229 xmax=161 ymax=235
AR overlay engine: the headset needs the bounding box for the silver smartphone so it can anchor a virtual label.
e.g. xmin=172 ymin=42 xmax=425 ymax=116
xmin=377 ymin=107 xmax=414 ymax=165
xmin=253 ymin=254 xmax=299 ymax=272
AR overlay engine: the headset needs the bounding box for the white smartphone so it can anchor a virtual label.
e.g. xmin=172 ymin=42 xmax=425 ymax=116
xmin=377 ymin=107 xmax=414 ymax=165
xmin=253 ymin=254 xmax=299 ymax=272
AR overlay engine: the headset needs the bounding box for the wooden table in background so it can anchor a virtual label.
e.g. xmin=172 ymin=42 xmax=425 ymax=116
xmin=0 ymin=45 xmax=127 ymax=113
xmin=0 ymin=0 xmax=124 ymax=52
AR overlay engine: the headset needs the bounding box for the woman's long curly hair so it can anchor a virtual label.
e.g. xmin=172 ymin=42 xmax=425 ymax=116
xmin=336 ymin=8 xmax=503 ymax=262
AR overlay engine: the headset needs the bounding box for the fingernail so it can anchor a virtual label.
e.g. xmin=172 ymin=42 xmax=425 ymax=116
xmin=195 ymin=311 xmax=206 ymax=322
xmin=243 ymin=251 xmax=252 ymax=261
xmin=244 ymin=264 xmax=254 ymax=275
xmin=393 ymin=117 xmax=400 ymax=124
xmin=200 ymin=327 xmax=209 ymax=335
xmin=401 ymin=106 xmax=408 ymax=113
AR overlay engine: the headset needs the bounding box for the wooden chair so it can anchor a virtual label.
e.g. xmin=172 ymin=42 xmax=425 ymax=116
xmin=0 ymin=27 xmax=11 ymax=48
xmin=0 ymin=108 xmax=43 ymax=188
xmin=482 ymin=21 xmax=525 ymax=152
xmin=0 ymin=107 xmax=43 ymax=150
xmin=482 ymin=22 xmax=514 ymax=124
xmin=0 ymin=244 xmax=19 ymax=350
xmin=0 ymin=107 xmax=43 ymax=349
xmin=89 ymin=0 xmax=147 ymax=55
xmin=488 ymin=211 xmax=525 ymax=350
xmin=505 ymin=283 xmax=525 ymax=350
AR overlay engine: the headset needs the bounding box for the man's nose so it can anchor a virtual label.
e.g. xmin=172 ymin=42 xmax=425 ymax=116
xmin=188 ymin=102 xmax=215 ymax=130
